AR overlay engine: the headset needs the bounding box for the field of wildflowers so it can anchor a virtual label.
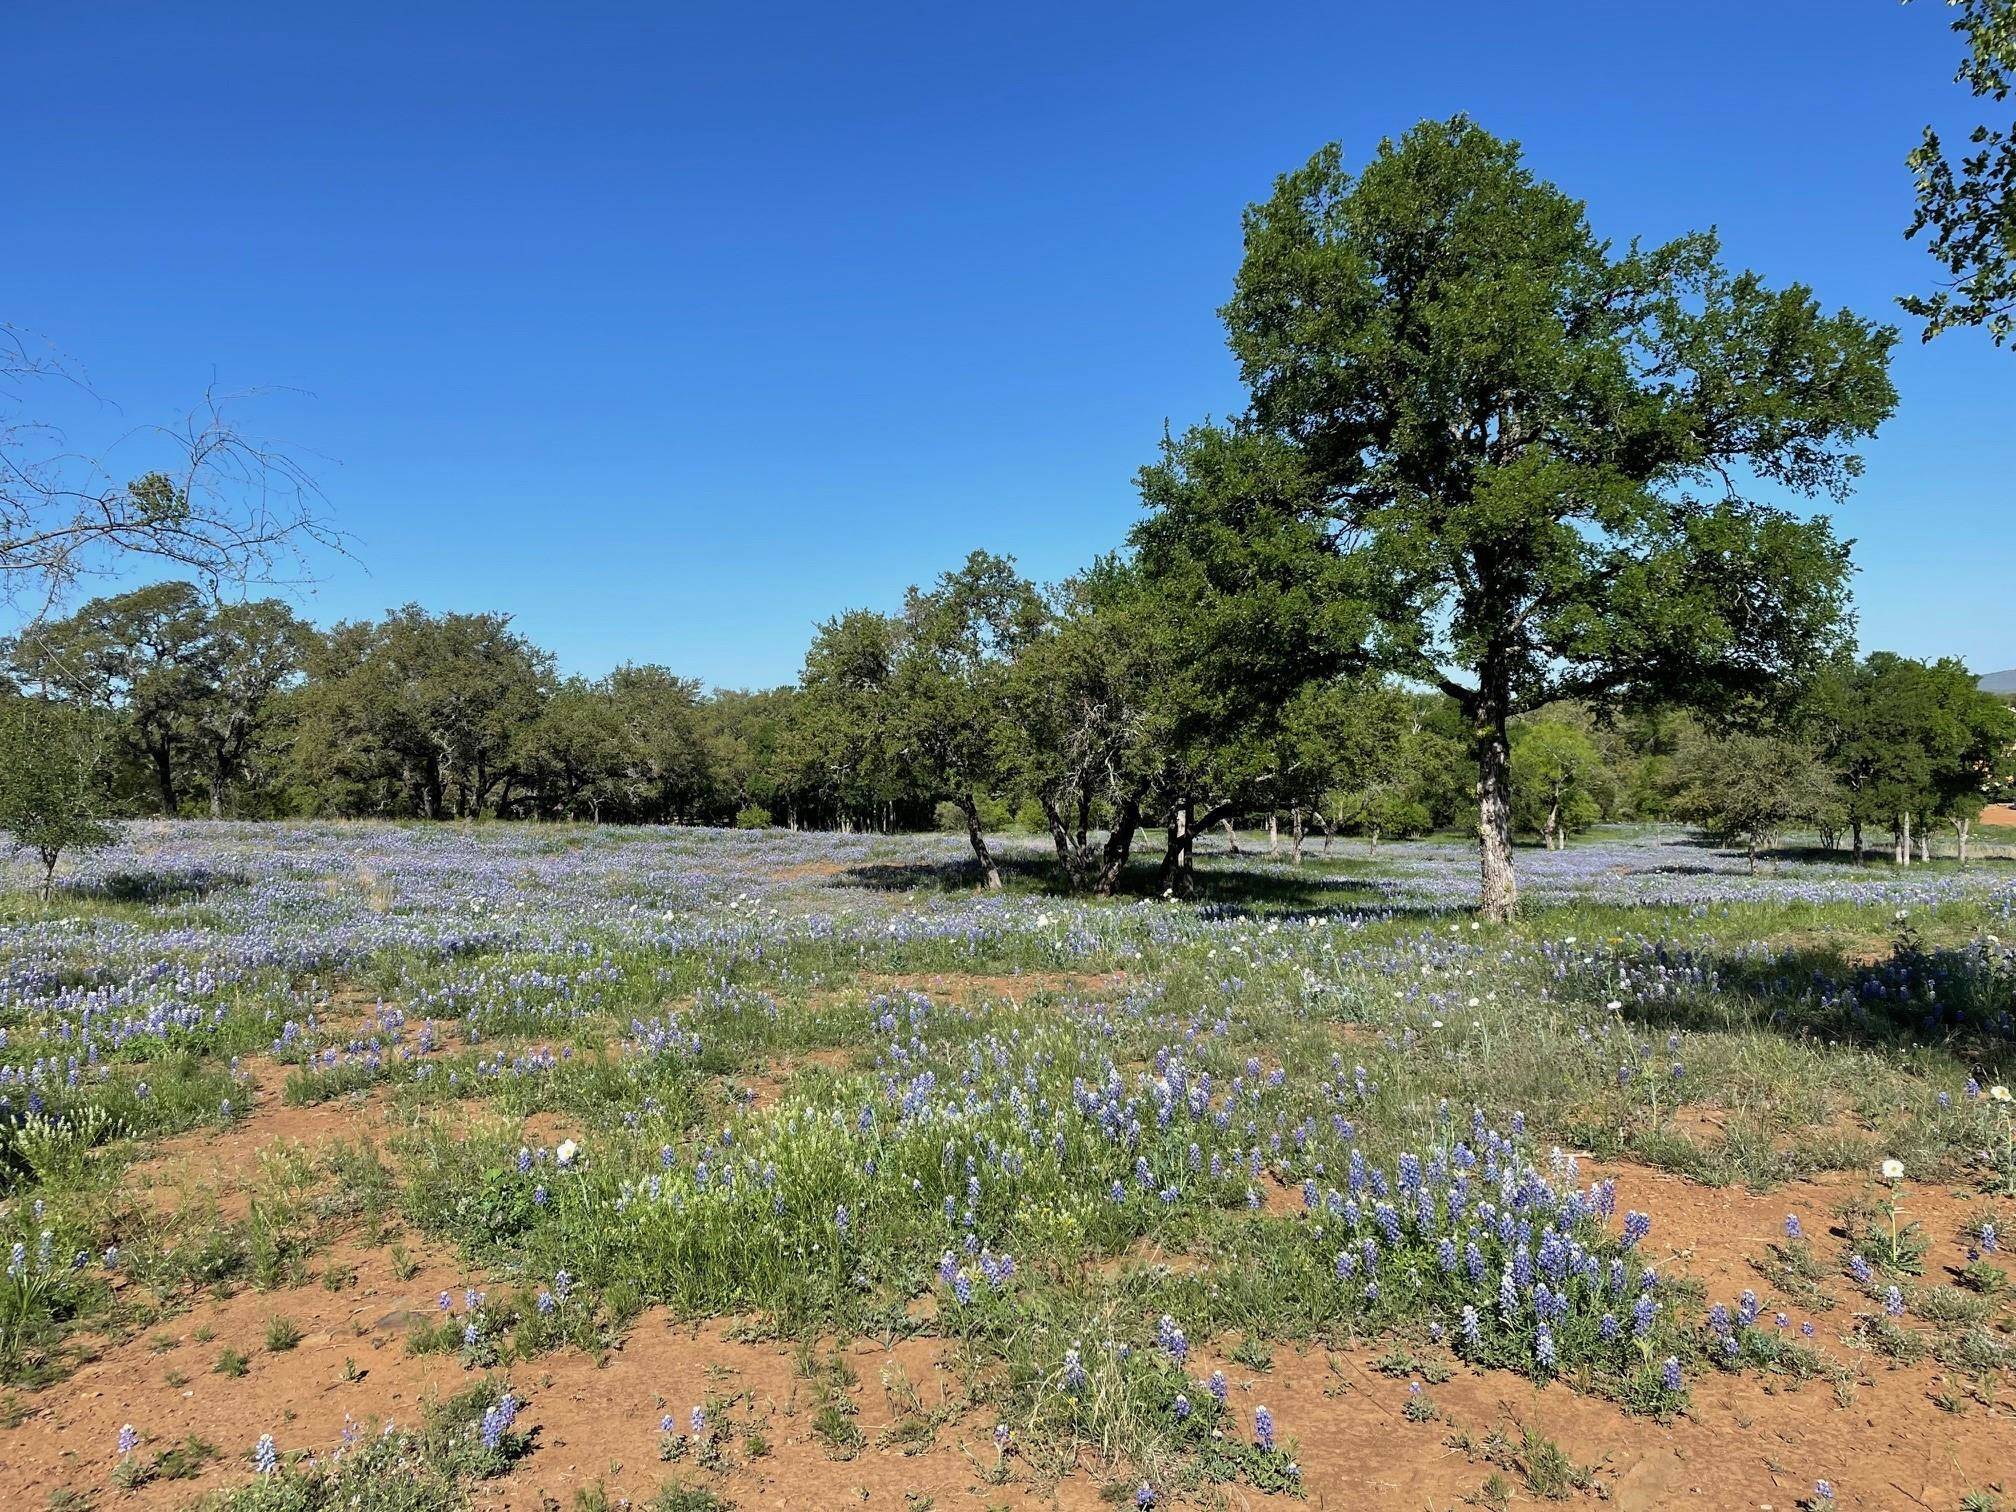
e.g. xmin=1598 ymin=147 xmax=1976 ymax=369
xmin=2 ymin=821 xmax=2014 ymax=1509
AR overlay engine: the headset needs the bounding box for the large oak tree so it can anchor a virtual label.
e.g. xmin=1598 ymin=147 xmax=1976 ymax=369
xmin=1223 ymin=117 xmax=1896 ymax=919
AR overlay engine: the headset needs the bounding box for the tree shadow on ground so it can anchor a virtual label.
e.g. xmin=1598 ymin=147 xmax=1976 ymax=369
xmin=831 ymin=849 xmax=1452 ymax=920
xmin=1598 ymin=936 xmax=2015 ymax=1057
xmin=70 ymin=867 xmax=250 ymax=903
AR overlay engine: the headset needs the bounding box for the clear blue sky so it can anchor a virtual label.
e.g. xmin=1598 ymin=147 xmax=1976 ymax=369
xmin=10 ymin=1 xmax=2012 ymax=685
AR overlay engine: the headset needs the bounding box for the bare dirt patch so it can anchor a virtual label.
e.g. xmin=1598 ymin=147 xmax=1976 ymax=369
xmin=1214 ymin=1332 xmax=2012 ymax=1510
xmin=1 ymin=1234 xmax=476 ymax=1509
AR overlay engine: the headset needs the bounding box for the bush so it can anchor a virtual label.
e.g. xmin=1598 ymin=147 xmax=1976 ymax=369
xmin=733 ymin=805 xmax=773 ymax=830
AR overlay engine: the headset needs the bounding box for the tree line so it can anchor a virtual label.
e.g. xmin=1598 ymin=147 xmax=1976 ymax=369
xmin=5 ymin=116 xmax=2014 ymax=914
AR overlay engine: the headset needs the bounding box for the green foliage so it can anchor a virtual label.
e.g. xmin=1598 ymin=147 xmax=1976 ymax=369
xmin=8 ymin=582 xmax=313 ymax=817
xmin=1809 ymin=652 xmax=2016 ymax=858
xmin=0 ymin=697 xmax=117 ymax=898
xmin=1510 ymin=718 xmax=1606 ymax=848
xmin=1673 ymin=733 xmax=1838 ymax=872
xmin=1904 ymin=0 xmax=2016 ymax=345
xmin=1222 ymin=115 xmax=1894 ymax=914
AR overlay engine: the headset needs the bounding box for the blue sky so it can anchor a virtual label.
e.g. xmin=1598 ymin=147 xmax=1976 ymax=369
xmin=10 ymin=1 xmax=2012 ymax=685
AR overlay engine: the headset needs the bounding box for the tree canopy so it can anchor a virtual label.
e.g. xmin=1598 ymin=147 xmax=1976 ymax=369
xmin=1222 ymin=116 xmax=1896 ymax=917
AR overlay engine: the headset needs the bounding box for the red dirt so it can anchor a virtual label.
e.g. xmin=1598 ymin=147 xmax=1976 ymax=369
xmin=9 ymin=1144 xmax=2014 ymax=1509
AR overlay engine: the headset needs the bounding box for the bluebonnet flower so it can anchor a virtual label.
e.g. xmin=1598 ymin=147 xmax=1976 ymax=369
xmin=253 ymin=1434 xmax=279 ymax=1475
xmin=1847 ymin=1254 xmax=1873 ymax=1285
xmin=690 ymin=1405 xmax=708 ymax=1436
xmin=1253 ymin=1404 xmax=1275 ymax=1451
xmin=480 ymin=1392 xmax=520 ymax=1450
xmin=1661 ymin=1357 xmax=1682 ymax=1391
xmin=1884 ymin=1286 xmax=1905 ymax=1317
xmin=1173 ymin=1393 xmax=1191 ymax=1421
xmin=1534 ymin=1323 xmax=1556 ymax=1370
xmin=1632 ymin=1294 xmax=1658 ymax=1338
xmin=1063 ymin=1345 xmax=1085 ymax=1391
xmin=1208 ymin=1369 xmax=1228 ymax=1405
xmin=118 ymin=1424 xmax=139 ymax=1456
xmin=1784 ymin=1214 xmax=1803 ymax=1240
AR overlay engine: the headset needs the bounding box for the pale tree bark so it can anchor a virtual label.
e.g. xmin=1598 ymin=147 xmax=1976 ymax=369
xmin=1268 ymin=813 xmax=1279 ymax=855
xmin=1221 ymin=818 xmax=1242 ymax=856
xmin=1290 ymin=804 xmax=1305 ymax=866
xmin=1952 ymin=815 xmax=1971 ymax=866
xmin=1475 ymin=696 xmax=1517 ymax=923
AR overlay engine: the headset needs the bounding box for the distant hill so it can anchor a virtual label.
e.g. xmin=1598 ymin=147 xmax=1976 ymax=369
xmin=1981 ymin=668 xmax=2016 ymax=694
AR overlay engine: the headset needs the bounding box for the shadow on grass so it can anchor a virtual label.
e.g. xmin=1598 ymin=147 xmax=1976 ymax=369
xmin=71 ymin=867 xmax=250 ymax=903
xmin=832 ymin=848 xmax=1446 ymax=919
xmin=1595 ymin=934 xmax=2016 ymax=1056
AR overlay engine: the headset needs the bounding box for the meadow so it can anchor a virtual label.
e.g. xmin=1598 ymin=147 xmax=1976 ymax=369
xmin=2 ymin=820 xmax=2014 ymax=1511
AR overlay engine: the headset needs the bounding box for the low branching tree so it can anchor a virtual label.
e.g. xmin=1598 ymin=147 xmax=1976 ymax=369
xmin=0 ymin=697 xmax=118 ymax=899
xmin=1675 ymin=733 xmax=1838 ymax=874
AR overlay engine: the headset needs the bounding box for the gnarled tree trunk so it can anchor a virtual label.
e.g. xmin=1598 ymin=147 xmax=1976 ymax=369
xmin=956 ymin=795 xmax=1002 ymax=889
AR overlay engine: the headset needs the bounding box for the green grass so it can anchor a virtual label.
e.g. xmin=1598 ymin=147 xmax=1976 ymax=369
xmin=5 ymin=821 xmax=2014 ymax=1497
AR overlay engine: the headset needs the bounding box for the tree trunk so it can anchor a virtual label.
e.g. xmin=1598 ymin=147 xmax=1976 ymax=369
xmin=1746 ymin=835 xmax=1758 ymax=875
xmin=1474 ymin=695 xmax=1517 ymax=923
xmin=1290 ymin=805 xmax=1305 ymax=866
xmin=1093 ymin=796 xmax=1141 ymax=895
xmin=1041 ymin=794 xmax=1095 ymax=890
xmin=1851 ymin=820 xmax=1864 ymax=865
xmin=1543 ymin=799 xmax=1560 ymax=852
xmin=1368 ymin=824 xmax=1380 ymax=855
xmin=151 ymin=743 xmax=178 ymax=816
xmin=1953 ymin=816 xmax=1971 ymax=867
xmin=1158 ymin=802 xmax=1193 ymax=898
xmin=1268 ymin=813 xmax=1279 ymax=855
xmin=1221 ymin=818 xmax=1242 ymax=856
xmin=957 ymin=796 xmax=1002 ymax=889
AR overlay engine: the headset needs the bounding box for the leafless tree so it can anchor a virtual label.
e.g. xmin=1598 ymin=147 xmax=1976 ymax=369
xmin=2 ymin=323 xmax=343 ymax=629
